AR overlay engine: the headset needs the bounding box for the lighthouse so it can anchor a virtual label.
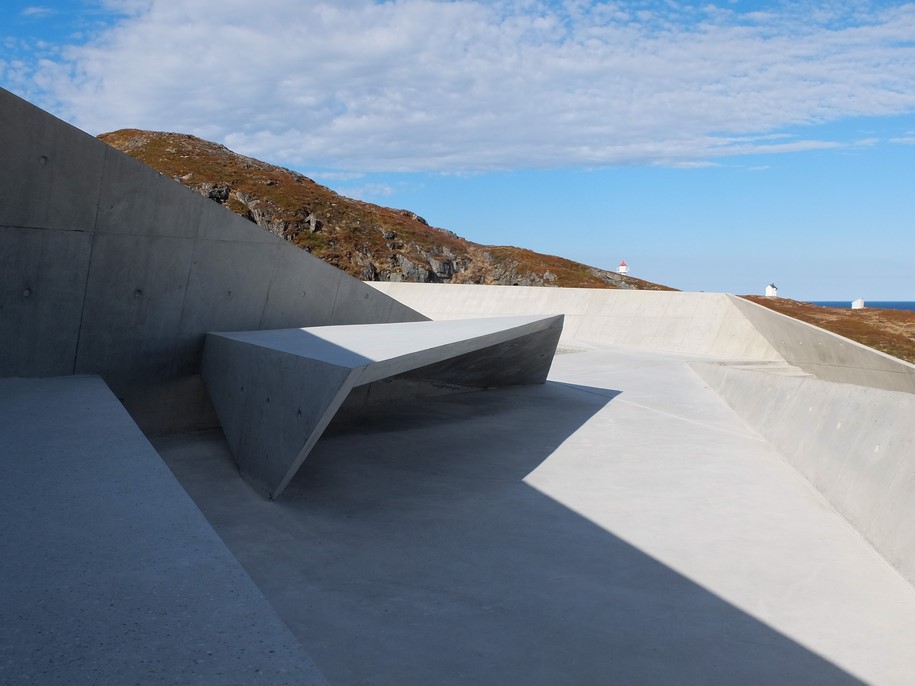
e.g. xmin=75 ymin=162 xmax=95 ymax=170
xmin=618 ymin=260 xmax=629 ymax=275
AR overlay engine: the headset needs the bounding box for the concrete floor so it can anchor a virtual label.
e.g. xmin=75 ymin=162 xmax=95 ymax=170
xmin=157 ymin=346 xmax=915 ymax=685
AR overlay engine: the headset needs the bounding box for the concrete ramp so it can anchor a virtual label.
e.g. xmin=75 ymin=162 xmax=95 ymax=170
xmin=202 ymin=315 xmax=563 ymax=497
xmin=0 ymin=375 xmax=327 ymax=685
xmin=693 ymin=362 xmax=915 ymax=587
xmin=367 ymin=282 xmax=784 ymax=360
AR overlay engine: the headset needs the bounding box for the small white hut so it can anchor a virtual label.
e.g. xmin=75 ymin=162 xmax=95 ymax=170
xmin=618 ymin=260 xmax=629 ymax=275
xmin=852 ymin=298 xmax=865 ymax=310
xmin=765 ymin=283 xmax=778 ymax=297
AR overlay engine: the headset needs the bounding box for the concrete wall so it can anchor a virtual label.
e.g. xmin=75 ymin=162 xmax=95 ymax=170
xmin=0 ymin=88 xmax=425 ymax=435
xmin=368 ymin=283 xmax=784 ymax=361
xmin=693 ymin=363 xmax=915 ymax=587
xmin=729 ymin=295 xmax=915 ymax=394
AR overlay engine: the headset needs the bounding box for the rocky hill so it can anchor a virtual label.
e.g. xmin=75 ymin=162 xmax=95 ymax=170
xmin=98 ymin=129 xmax=673 ymax=291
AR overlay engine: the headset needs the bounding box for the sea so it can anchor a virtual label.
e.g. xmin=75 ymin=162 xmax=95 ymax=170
xmin=809 ymin=301 xmax=915 ymax=311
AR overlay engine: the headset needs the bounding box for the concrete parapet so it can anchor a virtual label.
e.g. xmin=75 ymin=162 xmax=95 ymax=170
xmin=368 ymin=283 xmax=784 ymax=360
xmin=693 ymin=362 xmax=915 ymax=587
xmin=202 ymin=315 xmax=563 ymax=497
xmin=728 ymin=295 xmax=915 ymax=394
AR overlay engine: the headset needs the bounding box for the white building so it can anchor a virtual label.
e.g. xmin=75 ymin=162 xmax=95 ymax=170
xmin=852 ymin=298 xmax=865 ymax=309
xmin=765 ymin=283 xmax=778 ymax=297
xmin=618 ymin=260 xmax=629 ymax=275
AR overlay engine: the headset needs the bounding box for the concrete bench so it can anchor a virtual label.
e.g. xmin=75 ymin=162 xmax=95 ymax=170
xmin=202 ymin=315 xmax=563 ymax=498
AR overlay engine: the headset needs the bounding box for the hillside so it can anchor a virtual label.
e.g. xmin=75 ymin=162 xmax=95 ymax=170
xmin=98 ymin=129 xmax=674 ymax=291
xmin=742 ymin=296 xmax=915 ymax=365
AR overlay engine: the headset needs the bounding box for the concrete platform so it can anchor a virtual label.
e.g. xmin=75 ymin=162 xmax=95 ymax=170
xmin=202 ymin=315 xmax=562 ymax=497
xmin=0 ymin=376 xmax=327 ymax=685
xmin=157 ymin=346 xmax=915 ymax=685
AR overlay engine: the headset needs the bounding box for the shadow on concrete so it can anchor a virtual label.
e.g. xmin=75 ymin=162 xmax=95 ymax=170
xmin=549 ymin=379 xmax=624 ymax=400
xmin=159 ymin=380 xmax=863 ymax=686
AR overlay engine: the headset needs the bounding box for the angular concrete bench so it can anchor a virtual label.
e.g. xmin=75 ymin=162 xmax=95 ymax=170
xmin=202 ymin=315 xmax=563 ymax=498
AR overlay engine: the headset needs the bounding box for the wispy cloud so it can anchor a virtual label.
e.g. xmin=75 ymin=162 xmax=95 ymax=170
xmin=655 ymin=160 xmax=720 ymax=170
xmin=336 ymin=182 xmax=399 ymax=201
xmin=20 ymin=6 xmax=55 ymax=18
xmin=304 ymin=171 xmax=366 ymax=183
xmin=14 ymin=0 xmax=915 ymax=172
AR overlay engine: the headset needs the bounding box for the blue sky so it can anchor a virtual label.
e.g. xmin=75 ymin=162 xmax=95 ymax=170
xmin=3 ymin=0 xmax=914 ymax=299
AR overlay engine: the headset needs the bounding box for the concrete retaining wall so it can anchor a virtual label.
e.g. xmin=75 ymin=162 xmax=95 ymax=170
xmin=368 ymin=283 xmax=784 ymax=361
xmin=693 ymin=362 xmax=915 ymax=587
xmin=0 ymin=88 xmax=424 ymax=435
xmin=729 ymin=295 xmax=915 ymax=394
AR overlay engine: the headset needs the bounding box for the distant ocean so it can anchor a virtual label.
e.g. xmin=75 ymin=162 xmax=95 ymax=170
xmin=809 ymin=301 xmax=915 ymax=311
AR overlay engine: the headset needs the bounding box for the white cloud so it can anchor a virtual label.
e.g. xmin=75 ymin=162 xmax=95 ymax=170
xmin=20 ymin=0 xmax=915 ymax=172
xmin=337 ymin=182 xmax=399 ymax=201
xmin=20 ymin=6 xmax=55 ymax=18
xmin=306 ymin=171 xmax=367 ymax=182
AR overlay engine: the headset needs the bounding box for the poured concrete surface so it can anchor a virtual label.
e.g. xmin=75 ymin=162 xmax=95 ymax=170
xmin=157 ymin=346 xmax=915 ymax=685
xmin=0 ymin=376 xmax=327 ymax=685
xmin=203 ymin=315 xmax=562 ymax=497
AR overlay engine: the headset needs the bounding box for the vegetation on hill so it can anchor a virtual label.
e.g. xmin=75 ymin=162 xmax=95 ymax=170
xmin=742 ymin=296 xmax=915 ymax=365
xmin=98 ymin=129 xmax=674 ymax=291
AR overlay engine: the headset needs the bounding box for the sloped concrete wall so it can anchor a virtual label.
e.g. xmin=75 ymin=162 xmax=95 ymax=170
xmin=729 ymin=295 xmax=915 ymax=394
xmin=0 ymin=88 xmax=424 ymax=434
xmin=369 ymin=283 xmax=784 ymax=360
xmin=693 ymin=363 xmax=915 ymax=587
